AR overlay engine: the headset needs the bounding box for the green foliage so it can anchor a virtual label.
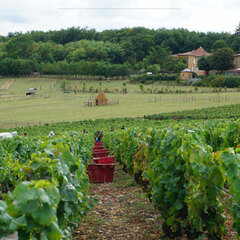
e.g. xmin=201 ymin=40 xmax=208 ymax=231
xmin=0 ymin=58 xmax=33 ymax=75
xmin=231 ymin=37 xmax=240 ymax=52
xmin=216 ymin=147 xmax=240 ymax=235
xmin=173 ymin=58 xmax=187 ymax=73
xmin=65 ymin=39 xmax=125 ymax=64
xmin=103 ymin=120 xmax=240 ymax=238
xmin=144 ymin=104 xmax=240 ymax=121
xmin=0 ymin=200 xmax=14 ymax=237
xmin=212 ymin=40 xmax=227 ymax=51
xmin=61 ymin=79 xmax=67 ymax=90
xmin=210 ymin=47 xmax=235 ymax=71
xmin=6 ymin=34 xmax=34 ymax=59
xmin=2 ymin=109 xmax=240 ymax=238
xmin=144 ymin=44 xmax=174 ymax=72
xmin=194 ymin=74 xmax=240 ymax=88
xmin=40 ymin=61 xmax=131 ymax=77
xmin=234 ymin=21 xmax=240 ymax=38
xmin=0 ymin=27 xmax=237 ymax=76
xmin=139 ymin=84 xmax=144 ymax=92
xmin=145 ymin=64 xmax=160 ymax=74
xmin=223 ymin=74 xmax=240 ymax=88
xmin=130 ymin=73 xmax=178 ymax=83
xmin=0 ymin=133 xmax=95 ymax=239
xmin=8 ymin=180 xmax=62 ymax=240
xmin=197 ymin=55 xmax=211 ymax=75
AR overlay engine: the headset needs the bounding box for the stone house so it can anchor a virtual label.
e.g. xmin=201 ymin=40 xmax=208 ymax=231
xmin=173 ymin=47 xmax=210 ymax=76
xmin=234 ymin=54 xmax=240 ymax=68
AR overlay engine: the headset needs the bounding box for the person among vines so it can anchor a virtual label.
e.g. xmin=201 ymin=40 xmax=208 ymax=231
xmin=95 ymin=130 xmax=103 ymax=141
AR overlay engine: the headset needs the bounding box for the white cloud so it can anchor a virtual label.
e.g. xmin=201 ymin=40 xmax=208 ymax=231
xmin=0 ymin=0 xmax=239 ymax=36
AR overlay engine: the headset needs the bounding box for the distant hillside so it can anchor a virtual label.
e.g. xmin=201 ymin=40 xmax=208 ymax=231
xmin=0 ymin=26 xmax=238 ymax=76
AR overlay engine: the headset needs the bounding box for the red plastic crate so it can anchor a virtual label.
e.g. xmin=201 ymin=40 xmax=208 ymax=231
xmin=93 ymin=156 xmax=114 ymax=164
xmin=93 ymin=149 xmax=109 ymax=154
xmin=94 ymin=148 xmax=108 ymax=152
xmin=96 ymin=164 xmax=115 ymax=182
xmin=94 ymin=141 xmax=103 ymax=146
xmin=87 ymin=164 xmax=98 ymax=182
xmin=93 ymin=152 xmax=109 ymax=158
xmin=87 ymin=164 xmax=115 ymax=183
xmin=93 ymin=146 xmax=104 ymax=151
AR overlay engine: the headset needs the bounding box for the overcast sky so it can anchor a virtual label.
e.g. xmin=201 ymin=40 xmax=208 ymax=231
xmin=0 ymin=0 xmax=239 ymax=36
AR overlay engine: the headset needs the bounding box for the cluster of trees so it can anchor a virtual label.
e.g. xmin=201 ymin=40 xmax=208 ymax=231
xmin=0 ymin=58 xmax=131 ymax=77
xmin=193 ymin=74 xmax=240 ymax=88
xmin=197 ymin=47 xmax=235 ymax=74
xmin=197 ymin=23 xmax=240 ymax=74
xmin=5 ymin=26 xmax=237 ymax=53
xmin=40 ymin=61 xmax=131 ymax=77
xmin=0 ymin=34 xmax=130 ymax=76
xmin=0 ymin=25 xmax=239 ymax=76
xmin=130 ymin=73 xmax=178 ymax=83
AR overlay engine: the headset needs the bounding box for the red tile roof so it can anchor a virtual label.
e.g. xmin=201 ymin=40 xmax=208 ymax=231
xmin=176 ymin=47 xmax=210 ymax=57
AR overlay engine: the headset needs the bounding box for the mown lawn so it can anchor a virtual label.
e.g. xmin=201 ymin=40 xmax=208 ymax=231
xmin=0 ymin=77 xmax=240 ymax=128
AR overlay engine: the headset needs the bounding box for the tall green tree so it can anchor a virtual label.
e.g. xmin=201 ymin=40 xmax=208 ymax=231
xmin=231 ymin=38 xmax=240 ymax=52
xmin=0 ymin=58 xmax=32 ymax=75
xmin=37 ymin=42 xmax=54 ymax=63
xmin=197 ymin=55 xmax=211 ymax=75
xmin=144 ymin=44 xmax=173 ymax=72
xmin=231 ymin=22 xmax=240 ymax=52
xmin=6 ymin=35 xmax=34 ymax=59
xmin=212 ymin=40 xmax=227 ymax=51
xmin=210 ymin=47 xmax=235 ymax=71
xmin=174 ymin=58 xmax=187 ymax=73
xmin=234 ymin=22 xmax=240 ymax=37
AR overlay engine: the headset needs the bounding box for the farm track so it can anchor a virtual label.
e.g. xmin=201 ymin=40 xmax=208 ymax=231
xmin=74 ymin=164 xmax=163 ymax=240
xmin=74 ymin=164 xmax=236 ymax=240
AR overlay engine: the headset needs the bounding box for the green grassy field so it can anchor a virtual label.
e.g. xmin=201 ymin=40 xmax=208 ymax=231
xmin=0 ymin=77 xmax=240 ymax=128
xmin=2 ymin=78 xmax=59 ymax=95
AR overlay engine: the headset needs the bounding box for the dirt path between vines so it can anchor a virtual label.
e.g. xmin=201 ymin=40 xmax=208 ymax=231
xmin=74 ymin=164 xmax=162 ymax=240
xmin=74 ymin=164 xmax=236 ymax=240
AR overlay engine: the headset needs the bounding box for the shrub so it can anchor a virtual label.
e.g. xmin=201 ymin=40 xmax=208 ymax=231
xmin=130 ymin=73 xmax=178 ymax=83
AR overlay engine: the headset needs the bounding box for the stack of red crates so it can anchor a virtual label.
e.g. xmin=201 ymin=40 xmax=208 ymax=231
xmin=87 ymin=141 xmax=115 ymax=183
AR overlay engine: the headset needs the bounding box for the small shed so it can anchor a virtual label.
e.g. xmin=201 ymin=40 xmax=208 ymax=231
xmin=95 ymin=92 xmax=108 ymax=106
xmin=180 ymin=68 xmax=193 ymax=80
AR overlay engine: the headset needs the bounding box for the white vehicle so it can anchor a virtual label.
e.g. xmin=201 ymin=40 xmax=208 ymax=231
xmin=0 ymin=132 xmax=18 ymax=140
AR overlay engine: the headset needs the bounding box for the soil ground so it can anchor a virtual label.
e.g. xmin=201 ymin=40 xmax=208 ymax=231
xmin=74 ymin=164 xmax=237 ymax=240
xmin=74 ymin=164 xmax=163 ymax=240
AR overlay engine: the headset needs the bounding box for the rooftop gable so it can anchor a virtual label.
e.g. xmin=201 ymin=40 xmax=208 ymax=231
xmin=176 ymin=47 xmax=210 ymax=57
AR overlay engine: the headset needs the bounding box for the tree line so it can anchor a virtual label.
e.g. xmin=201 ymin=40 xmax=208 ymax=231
xmin=0 ymin=26 xmax=239 ymax=76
